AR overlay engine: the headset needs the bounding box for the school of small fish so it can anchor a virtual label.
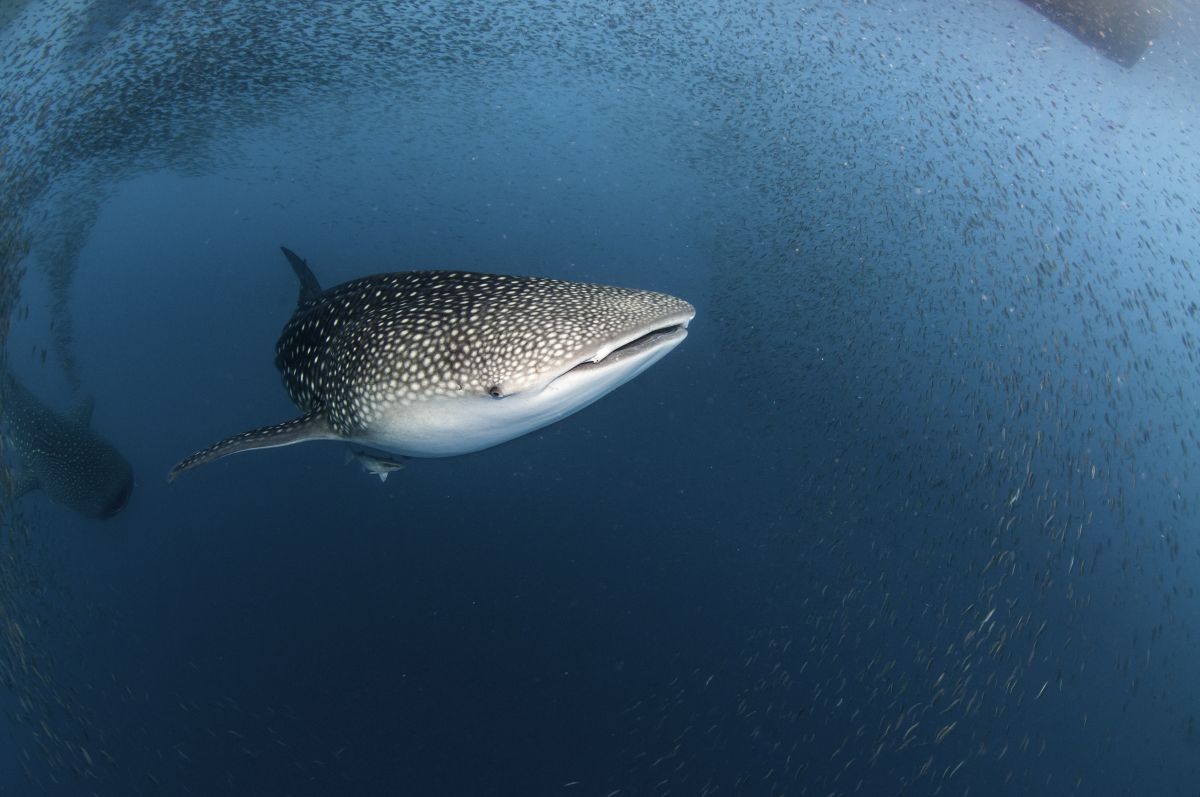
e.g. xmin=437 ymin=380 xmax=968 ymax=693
xmin=0 ymin=0 xmax=1197 ymax=793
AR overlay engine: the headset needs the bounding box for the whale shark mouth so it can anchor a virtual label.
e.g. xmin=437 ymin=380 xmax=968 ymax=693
xmin=562 ymin=320 xmax=691 ymax=379
xmin=487 ymin=310 xmax=695 ymax=399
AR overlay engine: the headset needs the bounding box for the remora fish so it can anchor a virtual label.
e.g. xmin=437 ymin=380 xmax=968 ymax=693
xmin=345 ymin=448 xmax=407 ymax=482
xmin=2 ymin=370 xmax=134 ymax=518
xmin=169 ymin=246 xmax=694 ymax=480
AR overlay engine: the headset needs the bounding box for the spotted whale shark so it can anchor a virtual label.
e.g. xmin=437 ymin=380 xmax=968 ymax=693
xmin=2 ymin=370 xmax=134 ymax=518
xmin=169 ymin=247 xmax=694 ymax=480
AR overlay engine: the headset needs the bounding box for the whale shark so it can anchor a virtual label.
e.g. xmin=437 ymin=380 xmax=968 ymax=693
xmin=169 ymin=246 xmax=694 ymax=480
xmin=2 ymin=370 xmax=134 ymax=518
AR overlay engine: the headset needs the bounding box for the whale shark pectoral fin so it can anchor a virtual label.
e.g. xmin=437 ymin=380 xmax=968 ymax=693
xmin=167 ymin=411 xmax=338 ymax=483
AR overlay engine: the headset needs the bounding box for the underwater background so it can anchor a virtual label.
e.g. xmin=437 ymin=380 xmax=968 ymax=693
xmin=1 ymin=1 xmax=1198 ymax=794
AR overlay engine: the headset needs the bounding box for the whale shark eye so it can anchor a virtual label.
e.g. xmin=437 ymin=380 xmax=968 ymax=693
xmin=488 ymin=386 xmax=503 ymax=398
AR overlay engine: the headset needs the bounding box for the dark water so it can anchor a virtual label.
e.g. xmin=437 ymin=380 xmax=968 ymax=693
xmin=1 ymin=1 xmax=1198 ymax=795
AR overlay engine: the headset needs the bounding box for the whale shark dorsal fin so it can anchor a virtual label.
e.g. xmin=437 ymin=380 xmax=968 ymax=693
xmin=73 ymin=396 xmax=94 ymax=427
xmin=167 ymin=410 xmax=337 ymax=482
xmin=279 ymin=246 xmax=323 ymax=305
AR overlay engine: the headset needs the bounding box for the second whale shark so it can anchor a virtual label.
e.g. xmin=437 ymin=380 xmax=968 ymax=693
xmin=169 ymin=247 xmax=694 ymax=480
xmin=2 ymin=370 xmax=134 ymax=518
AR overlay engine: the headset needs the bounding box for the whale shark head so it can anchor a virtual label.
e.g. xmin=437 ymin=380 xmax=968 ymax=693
xmin=168 ymin=247 xmax=694 ymax=480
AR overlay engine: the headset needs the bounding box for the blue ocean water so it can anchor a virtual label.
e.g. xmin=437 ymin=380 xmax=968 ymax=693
xmin=1 ymin=1 xmax=1198 ymax=795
